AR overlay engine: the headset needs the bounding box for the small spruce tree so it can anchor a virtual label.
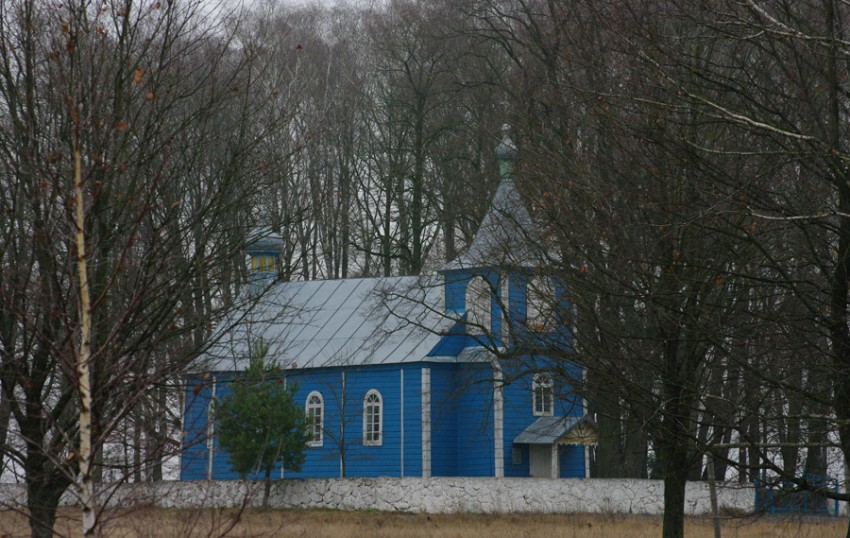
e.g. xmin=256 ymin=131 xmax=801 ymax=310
xmin=215 ymin=341 xmax=309 ymax=508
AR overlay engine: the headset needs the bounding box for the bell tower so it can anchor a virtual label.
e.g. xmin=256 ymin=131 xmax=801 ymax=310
xmin=246 ymin=219 xmax=283 ymax=291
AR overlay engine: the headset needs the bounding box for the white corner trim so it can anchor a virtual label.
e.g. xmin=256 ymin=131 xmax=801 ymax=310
xmin=206 ymin=376 xmax=217 ymax=481
xmin=493 ymin=362 xmax=504 ymax=478
xmin=421 ymin=368 xmax=431 ymax=478
xmin=551 ymin=444 xmax=559 ymax=479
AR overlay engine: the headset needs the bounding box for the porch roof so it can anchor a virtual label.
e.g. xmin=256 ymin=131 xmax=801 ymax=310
xmin=514 ymin=415 xmax=598 ymax=446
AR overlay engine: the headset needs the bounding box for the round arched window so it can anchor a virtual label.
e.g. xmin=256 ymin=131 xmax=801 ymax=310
xmin=466 ymin=276 xmax=491 ymax=335
xmin=532 ymin=374 xmax=554 ymax=416
xmin=527 ymin=276 xmax=555 ymax=332
xmin=363 ymin=390 xmax=383 ymax=446
xmin=306 ymin=391 xmax=324 ymax=446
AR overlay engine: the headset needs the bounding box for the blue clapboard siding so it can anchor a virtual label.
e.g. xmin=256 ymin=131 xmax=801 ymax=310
xmin=180 ymin=375 xmax=213 ymax=481
xmin=181 ymin=372 xmax=267 ymax=481
xmin=179 ymin=372 xmax=265 ymax=481
xmin=283 ymin=368 xmax=347 ymax=479
xmin=332 ymin=365 xmax=400 ymax=477
xmin=430 ymin=363 xmax=459 ymax=476
xmin=401 ymin=365 xmax=423 ymax=477
xmin=442 ymin=271 xmax=467 ymax=315
xmin=181 ymin=357 xmax=585 ymax=481
xmin=455 ymin=362 xmax=495 ymax=476
xmin=560 ymin=445 xmax=586 ymax=478
xmin=182 ymin=364 xmax=427 ymax=480
xmin=427 ymin=322 xmax=467 ymax=357
xmin=500 ymin=355 xmax=585 ymax=478
xmin=284 ymin=364 xmax=424 ymax=479
xmin=501 ymin=370 xmax=533 ymax=478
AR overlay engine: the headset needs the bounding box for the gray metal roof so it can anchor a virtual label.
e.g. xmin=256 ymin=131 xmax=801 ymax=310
xmin=193 ymin=275 xmax=452 ymax=373
xmin=513 ymin=416 xmax=597 ymax=445
xmin=442 ymin=177 xmax=542 ymax=271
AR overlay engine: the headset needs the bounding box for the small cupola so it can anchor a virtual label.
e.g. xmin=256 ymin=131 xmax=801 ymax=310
xmin=246 ymin=219 xmax=283 ymax=288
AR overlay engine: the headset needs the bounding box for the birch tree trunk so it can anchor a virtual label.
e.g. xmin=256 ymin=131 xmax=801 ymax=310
xmin=72 ymin=142 xmax=95 ymax=536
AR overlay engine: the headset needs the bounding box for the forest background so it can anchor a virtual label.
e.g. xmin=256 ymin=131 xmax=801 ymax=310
xmin=1 ymin=1 xmax=850 ymax=537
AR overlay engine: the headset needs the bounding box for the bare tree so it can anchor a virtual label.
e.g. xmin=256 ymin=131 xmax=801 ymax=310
xmin=461 ymin=3 xmax=791 ymax=537
xmin=0 ymin=1 xmax=285 ymax=535
xmin=604 ymin=1 xmax=850 ymax=532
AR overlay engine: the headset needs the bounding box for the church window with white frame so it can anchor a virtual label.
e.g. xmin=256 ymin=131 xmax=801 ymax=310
xmin=363 ymin=390 xmax=383 ymax=446
xmin=532 ymin=373 xmax=554 ymax=416
xmin=306 ymin=391 xmax=324 ymax=447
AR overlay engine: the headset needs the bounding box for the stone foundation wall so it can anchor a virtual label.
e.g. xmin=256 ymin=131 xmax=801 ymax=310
xmin=0 ymin=478 xmax=757 ymax=515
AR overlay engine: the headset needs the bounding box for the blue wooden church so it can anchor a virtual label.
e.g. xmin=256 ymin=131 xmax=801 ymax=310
xmin=181 ymin=135 xmax=597 ymax=481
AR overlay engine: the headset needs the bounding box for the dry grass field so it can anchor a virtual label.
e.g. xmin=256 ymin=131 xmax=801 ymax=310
xmin=0 ymin=508 xmax=844 ymax=538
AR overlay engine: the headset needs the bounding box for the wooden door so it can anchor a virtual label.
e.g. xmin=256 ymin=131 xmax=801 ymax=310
xmin=529 ymin=445 xmax=552 ymax=478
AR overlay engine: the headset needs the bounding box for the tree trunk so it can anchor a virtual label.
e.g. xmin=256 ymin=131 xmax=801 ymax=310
xmin=661 ymin=435 xmax=689 ymax=538
xmin=586 ymin=367 xmax=624 ymax=478
xmin=133 ymin=405 xmax=142 ymax=482
xmin=622 ymin=412 xmax=648 ymax=479
xmin=27 ymin=476 xmax=68 ymax=538
xmin=707 ymin=456 xmax=721 ymax=538
xmin=829 ymin=178 xmax=850 ymax=534
xmin=659 ymin=323 xmax=692 ymax=538
xmin=0 ymin=386 xmax=11 ymax=479
xmin=263 ymin=466 xmax=272 ymax=510
xmin=73 ymin=145 xmax=96 ymax=537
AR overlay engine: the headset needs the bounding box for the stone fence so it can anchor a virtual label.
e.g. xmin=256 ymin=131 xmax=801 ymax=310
xmin=0 ymin=478 xmax=759 ymax=516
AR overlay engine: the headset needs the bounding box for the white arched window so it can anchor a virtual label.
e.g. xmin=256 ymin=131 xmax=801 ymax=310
xmin=527 ymin=276 xmax=556 ymax=332
xmin=466 ymin=276 xmax=491 ymax=335
xmin=306 ymin=391 xmax=324 ymax=447
xmin=363 ymin=390 xmax=383 ymax=446
xmin=532 ymin=374 xmax=554 ymax=416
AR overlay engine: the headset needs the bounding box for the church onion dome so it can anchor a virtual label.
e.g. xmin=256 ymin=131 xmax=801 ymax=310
xmin=495 ymin=129 xmax=517 ymax=161
xmin=246 ymin=223 xmax=284 ymax=255
xmin=496 ymin=125 xmax=517 ymax=178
